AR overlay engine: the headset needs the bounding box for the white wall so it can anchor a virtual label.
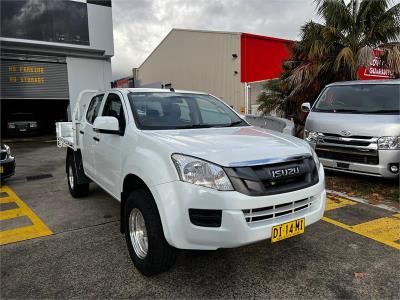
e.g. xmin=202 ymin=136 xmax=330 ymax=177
xmin=66 ymin=57 xmax=112 ymax=111
xmin=87 ymin=3 xmax=114 ymax=56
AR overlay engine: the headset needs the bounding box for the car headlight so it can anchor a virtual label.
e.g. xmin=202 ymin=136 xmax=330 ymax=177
xmin=304 ymin=130 xmax=319 ymax=143
xmin=4 ymin=144 xmax=11 ymax=156
xmin=310 ymin=147 xmax=320 ymax=171
xmin=171 ymin=154 xmax=234 ymax=191
xmin=378 ymin=136 xmax=400 ymax=150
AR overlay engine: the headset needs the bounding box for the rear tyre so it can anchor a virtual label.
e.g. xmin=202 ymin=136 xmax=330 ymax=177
xmin=124 ymin=189 xmax=177 ymax=276
xmin=67 ymin=154 xmax=89 ymax=198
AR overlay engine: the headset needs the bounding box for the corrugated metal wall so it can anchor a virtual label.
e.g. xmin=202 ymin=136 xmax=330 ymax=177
xmin=137 ymin=29 xmax=245 ymax=112
xmin=1 ymin=59 xmax=69 ymax=100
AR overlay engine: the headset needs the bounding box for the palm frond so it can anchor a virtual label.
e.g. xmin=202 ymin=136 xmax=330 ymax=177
xmin=383 ymin=44 xmax=400 ymax=75
xmin=357 ymin=45 xmax=373 ymax=67
xmin=334 ymin=47 xmax=356 ymax=72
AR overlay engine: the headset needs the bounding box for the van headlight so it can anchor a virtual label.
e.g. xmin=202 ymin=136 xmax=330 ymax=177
xmin=304 ymin=130 xmax=319 ymax=143
xmin=171 ymin=154 xmax=234 ymax=191
xmin=378 ymin=136 xmax=400 ymax=150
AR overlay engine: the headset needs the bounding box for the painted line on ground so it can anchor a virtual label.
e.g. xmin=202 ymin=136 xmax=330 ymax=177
xmin=327 ymin=189 xmax=399 ymax=213
xmin=0 ymin=186 xmax=52 ymax=245
xmin=324 ymin=195 xmax=400 ymax=250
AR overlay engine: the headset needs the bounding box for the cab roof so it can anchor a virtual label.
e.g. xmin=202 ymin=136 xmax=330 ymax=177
xmin=327 ymin=79 xmax=400 ymax=87
xmin=106 ymin=88 xmax=209 ymax=95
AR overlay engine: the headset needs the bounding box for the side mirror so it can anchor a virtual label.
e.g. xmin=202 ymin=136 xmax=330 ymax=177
xmin=93 ymin=116 xmax=120 ymax=134
xmin=301 ymin=102 xmax=311 ymax=113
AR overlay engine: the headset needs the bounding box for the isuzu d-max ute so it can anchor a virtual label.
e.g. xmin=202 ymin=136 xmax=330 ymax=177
xmin=57 ymin=88 xmax=326 ymax=276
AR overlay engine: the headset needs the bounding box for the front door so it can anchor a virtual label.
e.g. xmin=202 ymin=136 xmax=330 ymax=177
xmin=80 ymin=93 xmax=104 ymax=178
xmin=93 ymin=92 xmax=127 ymax=198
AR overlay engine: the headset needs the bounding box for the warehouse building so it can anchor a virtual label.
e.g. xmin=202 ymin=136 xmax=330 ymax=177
xmin=137 ymin=29 xmax=293 ymax=114
xmin=0 ymin=0 xmax=113 ymax=136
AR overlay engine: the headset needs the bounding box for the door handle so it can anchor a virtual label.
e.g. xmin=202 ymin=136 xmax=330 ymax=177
xmin=79 ymin=130 xmax=84 ymax=135
xmin=93 ymin=137 xmax=100 ymax=142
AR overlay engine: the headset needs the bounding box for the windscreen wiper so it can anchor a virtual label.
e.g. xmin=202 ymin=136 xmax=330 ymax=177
xmin=174 ymin=124 xmax=212 ymax=129
xmin=360 ymin=110 xmax=400 ymax=114
xmin=332 ymin=109 xmax=359 ymax=113
xmin=226 ymin=120 xmax=244 ymax=127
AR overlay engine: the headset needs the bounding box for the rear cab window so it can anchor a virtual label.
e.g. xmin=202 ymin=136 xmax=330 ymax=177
xmin=86 ymin=94 xmax=104 ymax=124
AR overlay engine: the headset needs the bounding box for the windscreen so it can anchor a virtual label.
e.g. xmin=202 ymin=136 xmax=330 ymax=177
xmin=313 ymin=84 xmax=400 ymax=114
xmin=128 ymin=92 xmax=248 ymax=130
xmin=10 ymin=113 xmax=35 ymax=121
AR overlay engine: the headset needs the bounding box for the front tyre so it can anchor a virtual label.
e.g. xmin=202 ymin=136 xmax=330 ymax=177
xmin=67 ymin=154 xmax=89 ymax=198
xmin=124 ymin=189 xmax=177 ymax=276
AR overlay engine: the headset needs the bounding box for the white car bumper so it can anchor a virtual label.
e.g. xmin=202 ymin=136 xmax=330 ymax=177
xmin=152 ymin=165 xmax=326 ymax=250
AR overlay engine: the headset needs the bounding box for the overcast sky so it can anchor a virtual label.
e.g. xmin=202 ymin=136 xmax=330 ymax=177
xmin=111 ymin=0 xmax=322 ymax=80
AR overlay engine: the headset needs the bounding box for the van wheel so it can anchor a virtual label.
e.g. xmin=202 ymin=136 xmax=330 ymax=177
xmin=124 ymin=189 xmax=177 ymax=276
xmin=67 ymin=155 xmax=89 ymax=198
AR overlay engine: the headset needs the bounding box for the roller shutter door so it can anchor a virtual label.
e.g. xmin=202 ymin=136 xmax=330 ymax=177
xmin=1 ymin=59 xmax=69 ymax=100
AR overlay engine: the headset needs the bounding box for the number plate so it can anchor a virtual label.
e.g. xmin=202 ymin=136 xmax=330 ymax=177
xmin=0 ymin=166 xmax=3 ymax=174
xmin=271 ymin=218 xmax=305 ymax=243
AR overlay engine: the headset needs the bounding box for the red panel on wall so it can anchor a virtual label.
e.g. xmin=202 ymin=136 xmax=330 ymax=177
xmin=241 ymin=33 xmax=293 ymax=83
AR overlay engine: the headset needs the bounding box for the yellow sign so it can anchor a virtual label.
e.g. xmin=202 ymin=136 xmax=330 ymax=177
xmin=7 ymin=64 xmax=45 ymax=84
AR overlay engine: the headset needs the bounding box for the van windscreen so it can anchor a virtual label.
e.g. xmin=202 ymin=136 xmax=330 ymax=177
xmin=313 ymin=84 xmax=399 ymax=114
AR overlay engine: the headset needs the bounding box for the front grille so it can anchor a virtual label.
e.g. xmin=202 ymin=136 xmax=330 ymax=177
xmin=316 ymin=133 xmax=379 ymax=165
xmin=224 ymin=156 xmax=319 ymax=196
xmin=316 ymin=148 xmax=379 ymax=165
xmin=243 ymin=198 xmax=312 ymax=224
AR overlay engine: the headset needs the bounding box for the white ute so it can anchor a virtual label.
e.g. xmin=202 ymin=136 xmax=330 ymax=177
xmin=56 ymin=88 xmax=326 ymax=276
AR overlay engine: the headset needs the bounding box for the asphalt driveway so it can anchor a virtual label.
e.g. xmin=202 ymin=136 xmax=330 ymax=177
xmin=1 ymin=142 xmax=399 ymax=299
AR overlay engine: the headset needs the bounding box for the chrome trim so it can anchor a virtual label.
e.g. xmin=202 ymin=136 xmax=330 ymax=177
xmin=317 ymin=142 xmax=378 ymax=150
xmin=323 ymin=166 xmax=382 ymax=177
xmin=228 ymin=154 xmax=311 ymax=167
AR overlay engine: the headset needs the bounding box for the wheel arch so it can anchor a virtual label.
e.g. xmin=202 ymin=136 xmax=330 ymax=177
xmin=120 ymin=174 xmax=166 ymax=236
xmin=66 ymin=148 xmax=91 ymax=184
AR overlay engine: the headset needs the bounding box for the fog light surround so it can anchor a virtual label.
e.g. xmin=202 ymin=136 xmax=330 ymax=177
xmin=389 ymin=164 xmax=399 ymax=174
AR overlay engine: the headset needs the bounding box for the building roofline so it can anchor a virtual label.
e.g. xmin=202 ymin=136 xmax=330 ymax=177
xmin=171 ymin=28 xmax=242 ymax=35
xmin=241 ymin=32 xmax=295 ymax=44
xmin=138 ymin=28 xmax=296 ymax=70
xmin=138 ymin=28 xmax=242 ymax=69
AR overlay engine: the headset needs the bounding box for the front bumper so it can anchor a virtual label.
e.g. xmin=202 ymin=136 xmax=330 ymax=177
xmin=1 ymin=157 xmax=16 ymax=179
xmin=152 ymin=165 xmax=326 ymax=250
xmin=320 ymin=150 xmax=399 ymax=178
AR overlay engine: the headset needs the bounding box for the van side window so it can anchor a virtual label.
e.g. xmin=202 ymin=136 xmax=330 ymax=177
xmin=86 ymin=94 xmax=104 ymax=124
xmin=102 ymin=93 xmax=126 ymax=134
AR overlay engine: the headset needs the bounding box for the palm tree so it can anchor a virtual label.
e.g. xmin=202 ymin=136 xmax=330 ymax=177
xmin=258 ymin=0 xmax=400 ymax=120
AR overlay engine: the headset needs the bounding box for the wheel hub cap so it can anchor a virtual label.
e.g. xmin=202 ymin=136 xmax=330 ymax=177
xmin=68 ymin=165 xmax=74 ymax=189
xmin=129 ymin=208 xmax=148 ymax=259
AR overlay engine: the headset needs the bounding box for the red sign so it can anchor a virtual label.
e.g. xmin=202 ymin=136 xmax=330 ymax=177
xmin=357 ymin=49 xmax=392 ymax=80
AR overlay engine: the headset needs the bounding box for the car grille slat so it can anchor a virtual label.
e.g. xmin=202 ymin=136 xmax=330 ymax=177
xmin=316 ymin=132 xmax=379 ymax=165
xmin=243 ymin=198 xmax=312 ymax=224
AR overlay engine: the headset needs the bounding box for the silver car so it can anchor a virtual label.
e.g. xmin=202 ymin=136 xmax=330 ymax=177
xmin=302 ymin=80 xmax=399 ymax=178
